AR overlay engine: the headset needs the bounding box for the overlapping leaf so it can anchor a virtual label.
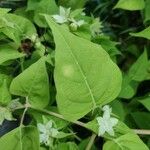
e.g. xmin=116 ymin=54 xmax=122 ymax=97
xmin=0 ymin=44 xmax=25 ymax=65
xmin=0 ymin=126 xmax=40 ymax=150
xmin=114 ymin=0 xmax=145 ymax=10
xmin=130 ymin=27 xmax=150 ymax=40
xmin=103 ymin=133 xmax=148 ymax=150
xmin=10 ymin=58 xmax=50 ymax=108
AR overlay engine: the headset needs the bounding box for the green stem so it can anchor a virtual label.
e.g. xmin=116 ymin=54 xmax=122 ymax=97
xmin=30 ymin=106 xmax=86 ymax=128
xmin=20 ymin=57 xmax=24 ymax=72
xmin=85 ymin=133 xmax=97 ymax=150
xmin=68 ymin=128 xmax=82 ymax=142
xmin=15 ymin=106 xmax=150 ymax=136
xmin=19 ymin=97 xmax=29 ymax=150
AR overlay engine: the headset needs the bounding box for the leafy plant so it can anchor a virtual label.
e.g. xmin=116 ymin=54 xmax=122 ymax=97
xmin=0 ymin=0 xmax=150 ymax=150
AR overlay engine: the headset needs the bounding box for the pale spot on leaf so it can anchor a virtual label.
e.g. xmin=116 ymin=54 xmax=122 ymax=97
xmin=62 ymin=65 xmax=74 ymax=77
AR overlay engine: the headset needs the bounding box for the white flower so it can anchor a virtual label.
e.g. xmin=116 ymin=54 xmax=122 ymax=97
xmin=37 ymin=120 xmax=59 ymax=146
xmin=52 ymin=6 xmax=71 ymax=24
xmin=96 ymin=105 xmax=118 ymax=136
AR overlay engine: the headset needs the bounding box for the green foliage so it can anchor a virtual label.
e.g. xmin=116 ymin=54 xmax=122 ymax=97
xmin=10 ymin=58 xmax=50 ymax=108
xmin=114 ymin=0 xmax=145 ymax=10
xmin=0 ymin=126 xmax=40 ymax=150
xmin=130 ymin=26 xmax=150 ymax=40
xmin=0 ymin=44 xmax=25 ymax=65
xmin=119 ymin=50 xmax=149 ymax=99
xmin=0 ymin=79 xmax=11 ymax=105
xmin=0 ymin=0 xmax=150 ymax=149
xmin=103 ymin=133 xmax=149 ymax=150
xmin=139 ymin=97 xmax=150 ymax=111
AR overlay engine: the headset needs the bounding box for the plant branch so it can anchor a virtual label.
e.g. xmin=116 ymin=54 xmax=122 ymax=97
xmin=15 ymin=106 xmax=150 ymax=136
xmin=19 ymin=97 xmax=29 ymax=150
xmin=85 ymin=133 xmax=97 ymax=150
xmin=133 ymin=129 xmax=150 ymax=135
xmin=30 ymin=106 xmax=86 ymax=128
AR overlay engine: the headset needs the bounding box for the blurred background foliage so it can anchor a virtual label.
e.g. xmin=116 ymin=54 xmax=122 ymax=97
xmin=0 ymin=0 xmax=150 ymax=148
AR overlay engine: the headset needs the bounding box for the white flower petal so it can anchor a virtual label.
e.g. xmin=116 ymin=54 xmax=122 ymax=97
xmin=98 ymin=124 xmax=106 ymax=136
xmin=37 ymin=123 xmax=46 ymax=133
xmin=52 ymin=15 xmax=67 ymax=24
xmin=65 ymin=8 xmax=71 ymax=17
xmin=40 ymin=133 xmax=49 ymax=144
xmin=96 ymin=105 xmax=118 ymax=137
xmin=107 ymin=128 xmax=115 ymax=136
xmin=59 ymin=6 xmax=66 ymax=17
xmin=46 ymin=121 xmax=53 ymax=129
xmin=96 ymin=117 xmax=103 ymax=124
xmin=76 ymin=20 xmax=85 ymax=26
xmin=110 ymin=118 xmax=118 ymax=126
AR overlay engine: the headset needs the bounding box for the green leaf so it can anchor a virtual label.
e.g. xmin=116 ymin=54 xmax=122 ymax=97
xmin=103 ymin=133 xmax=149 ymax=150
xmin=128 ymin=50 xmax=149 ymax=81
xmin=0 ymin=74 xmax=12 ymax=85
xmin=0 ymin=79 xmax=11 ymax=105
xmin=0 ymin=44 xmax=25 ymax=65
xmin=139 ymin=96 xmax=150 ymax=111
xmin=45 ymin=15 xmax=122 ymax=121
xmin=26 ymin=0 xmax=41 ymax=11
xmin=33 ymin=0 xmax=58 ymax=27
xmin=58 ymin=0 xmax=88 ymax=9
xmin=131 ymin=112 xmax=150 ymax=129
xmin=119 ymin=50 xmax=149 ymax=99
xmin=10 ymin=58 xmax=50 ymax=108
xmin=56 ymin=132 xmax=74 ymax=139
xmin=93 ymin=36 xmax=121 ymax=57
xmin=0 ymin=126 xmax=40 ymax=150
xmin=110 ymin=100 xmax=125 ymax=121
xmin=144 ymin=0 xmax=150 ymax=22
xmin=0 ymin=14 xmax=36 ymax=43
xmin=57 ymin=142 xmax=79 ymax=150
xmin=130 ymin=26 xmax=150 ymax=40
xmin=114 ymin=0 xmax=145 ymax=10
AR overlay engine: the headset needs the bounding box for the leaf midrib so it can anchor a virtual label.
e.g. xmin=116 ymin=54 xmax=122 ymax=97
xmin=57 ymin=28 xmax=97 ymax=109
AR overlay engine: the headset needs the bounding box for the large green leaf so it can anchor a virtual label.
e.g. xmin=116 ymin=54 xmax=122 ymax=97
xmin=0 ymin=44 xmax=25 ymax=65
xmin=103 ymin=133 xmax=149 ymax=150
xmin=0 ymin=126 xmax=40 ymax=150
xmin=0 ymin=79 xmax=11 ymax=105
xmin=130 ymin=26 xmax=150 ymax=40
xmin=0 ymin=14 xmax=36 ymax=43
xmin=10 ymin=58 xmax=50 ymax=108
xmin=45 ymin=15 xmax=122 ymax=121
xmin=114 ymin=0 xmax=145 ymax=10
